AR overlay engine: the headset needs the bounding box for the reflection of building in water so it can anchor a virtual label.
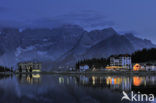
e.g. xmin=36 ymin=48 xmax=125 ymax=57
xmin=106 ymin=76 xmax=132 ymax=91
xmin=92 ymin=76 xmax=96 ymax=85
xmin=78 ymin=76 xmax=108 ymax=88
xmin=106 ymin=77 xmax=122 ymax=85
xmin=57 ymin=75 xmax=156 ymax=94
xmin=59 ymin=77 xmax=64 ymax=84
xmin=133 ymin=76 xmax=143 ymax=86
xmin=80 ymin=75 xmax=89 ymax=85
xmin=16 ymin=74 xmax=41 ymax=84
xmin=17 ymin=62 xmax=41 ymax=73
xmin=132 ymin=76 xmax=156 ymax=87
xmin=77 ymin=76 xmax=132 ymax=91
xmin=58 ymin=76 xmax=132 ymax=91
xmin=132 ymin=76 xmax=156 ymax=95
xmin=58 ymin=76 xmax=78 ymax=85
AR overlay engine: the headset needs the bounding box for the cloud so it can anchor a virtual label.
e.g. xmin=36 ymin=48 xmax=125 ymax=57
xmin=33 ymin=10 xmax=115 ymax=30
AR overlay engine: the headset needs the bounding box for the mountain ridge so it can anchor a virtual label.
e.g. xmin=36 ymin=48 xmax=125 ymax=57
xmin=0 ymin=25 xmax=155 ymax=70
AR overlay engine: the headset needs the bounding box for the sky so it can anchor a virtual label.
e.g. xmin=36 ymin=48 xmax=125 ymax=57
xmin=0 ymin=0 xmax=156 ymax=43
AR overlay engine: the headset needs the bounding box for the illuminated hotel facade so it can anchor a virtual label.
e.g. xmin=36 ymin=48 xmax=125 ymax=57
xmin=110 ymin=54 xmax=132 ymax=69
xmin=17 ymin=62 xmax=41 ymax=73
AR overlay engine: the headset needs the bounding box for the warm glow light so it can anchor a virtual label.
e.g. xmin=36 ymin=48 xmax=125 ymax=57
xmin=92 ymin=76 xmax=96 ymax=85
xmin=106 ymin=77 xmax=122 ymax=85
xmin=27 ymin=76 xmax=31 ymax=83
xmin=133 ymin=64 xmax=141 ymax=71
xmin=106 ymin=66 xmax=123 ymax=69
xmin=32 ymin=74 xmax=40 ymax=78
xmin=106 ymin=77 xmax=111 ymax=85
xmin=32 ymin=69 xmax=41 ymax=72
xmin=59 ymin=77 xmax=64 ymax=84
xmin=133 ymin=76 xmax=142 ymax=86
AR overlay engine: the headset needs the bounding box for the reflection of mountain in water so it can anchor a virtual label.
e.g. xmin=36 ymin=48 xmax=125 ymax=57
xmin=58 ymin=75 xmax=156 ymax=95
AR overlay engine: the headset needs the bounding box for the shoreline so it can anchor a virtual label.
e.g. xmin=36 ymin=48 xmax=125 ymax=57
xmin=1 ymin=70 xmax=155 ymax=76
xmin=39 ymin=71 xmax=156 ymax=76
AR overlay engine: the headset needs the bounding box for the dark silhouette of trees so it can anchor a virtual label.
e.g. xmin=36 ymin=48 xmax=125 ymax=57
xmin=132 ymin=48 xmax=156 ymax=63
xmin=76 ymin=58 xmax=109 ymax=70
xmin=0 ymin=66 xmax=11 ymax=72
xmin=26 ymin=68 xmax=28 ymax=73
xmin=19 ymin=66 xmax=22 ymax=73
xmin=30 ymin=66 xmax=32 ymax=72
xmin=10 ymin=67 xmax=13 ymax=72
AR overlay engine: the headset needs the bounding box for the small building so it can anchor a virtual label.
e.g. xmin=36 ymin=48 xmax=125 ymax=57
xmin=110 ymin=54 xmax=132 ymax=69
xmin=133 ymin=63 xmax=156 ymax=71
xmin=133 ymin=63 xmax=142 ymax=71
xmin=79 ymin=65 xmax=89 ymax=72
xmin=17 ymin=62 xmax=41 ymax=73
xmin=145 ymin=64 xmax=156 ymax=71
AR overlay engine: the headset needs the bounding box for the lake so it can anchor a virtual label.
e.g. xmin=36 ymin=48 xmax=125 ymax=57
xmin=0 ymin=74 xmax=156 ymax=103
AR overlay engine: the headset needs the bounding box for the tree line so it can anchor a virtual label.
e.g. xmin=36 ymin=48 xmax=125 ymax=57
xmin=76 ymin=58 xmax=109 ymax=70
xmin=132 ymin=48 xmax=156 ymax=63
xmin=0 ymin=66 xmax=13 ymax=72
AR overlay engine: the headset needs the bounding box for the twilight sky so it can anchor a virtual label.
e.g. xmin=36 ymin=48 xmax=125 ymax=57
xmin=0 ymin=0 xmax=156 ymax=43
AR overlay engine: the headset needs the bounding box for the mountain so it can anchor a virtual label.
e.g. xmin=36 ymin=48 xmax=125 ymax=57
xmin=54 ymin=28 xmax=118 ymax=66
xmin=56 ymin=31 xmax=156 ymax=68
xmin=84 ymin=34 xmax=135 ymax=58
xmin=124 ymin=33 xmax=156 ymax=50
xmin=0 ymin=25 xmax=155 ymax=70
xmin=0 ymin=25 xmax=85 ymax=68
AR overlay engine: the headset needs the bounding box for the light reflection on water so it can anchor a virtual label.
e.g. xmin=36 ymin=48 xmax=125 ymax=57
xmin=58 ymin=75 xmax=156 ymax=92
xmin=16 ymin=74 xmax=41 ymax=85
xmin=0 ymin=74 xmax=156 ymax=103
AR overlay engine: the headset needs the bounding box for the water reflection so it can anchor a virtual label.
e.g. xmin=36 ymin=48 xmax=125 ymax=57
xmin=57 ymin=75 xmax=156 ymax=95
xmin=0 ymin=73 xmax=12 ymax=79
xmin=133 ymin=76 xmax=143 ymax=86
xmin=0 ymin=74 xmax=155 ymax=103
xmin=15 ymin=74 xmax=156 ymax=95
xmin=16 ymin=74 xmax=41 ymax=84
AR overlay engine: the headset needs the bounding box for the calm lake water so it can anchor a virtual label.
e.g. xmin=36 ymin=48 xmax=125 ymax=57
xmin=0 ymin=74 xmax=156 ymax=103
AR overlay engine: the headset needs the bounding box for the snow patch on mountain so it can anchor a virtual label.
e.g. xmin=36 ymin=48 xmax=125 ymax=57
xmin=15 ymin=46 xmax=36 ymax=57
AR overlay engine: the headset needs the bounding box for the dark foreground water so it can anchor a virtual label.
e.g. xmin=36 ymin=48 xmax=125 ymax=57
xmin=0 ymin=74 xmax=156 ymax=103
